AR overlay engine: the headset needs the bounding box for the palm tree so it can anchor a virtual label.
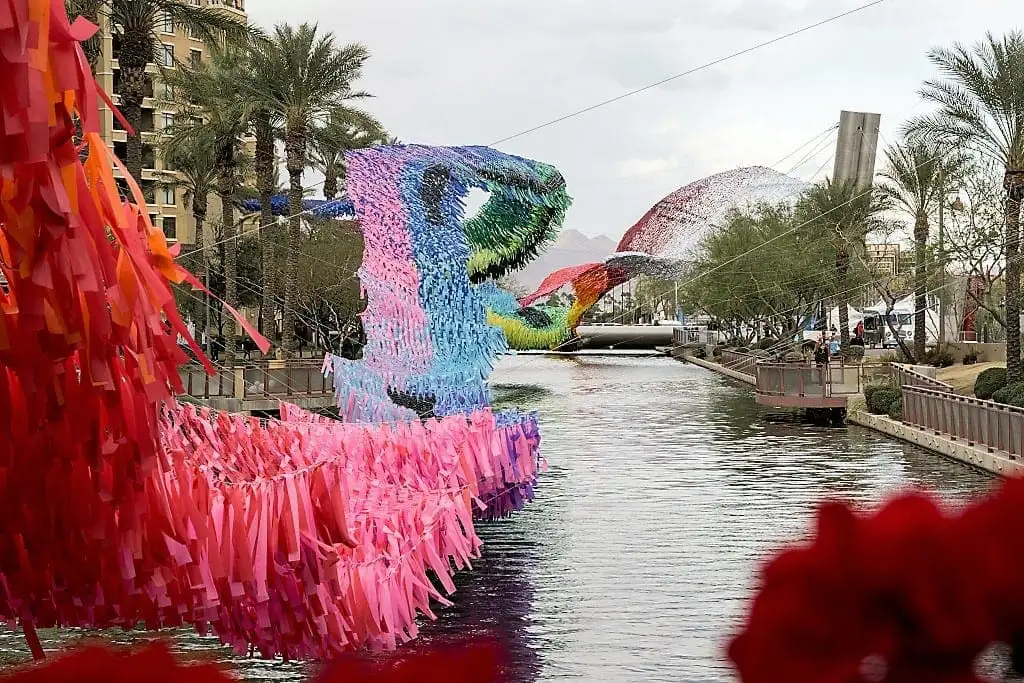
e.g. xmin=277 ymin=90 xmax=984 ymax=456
xmin=246 ymin=23 xmax=371 ymax=357
xmin=64 ymin=0 xmax=104 ymax=69
xmin=162 ymin=133 xmax=217 ymax=347
xmin=905 ymin=31 xmax=1024 ymax=381
xmin=252 ymin=110 xmax=279 ymax=343
xmin=797 ymin=179 xmax=890 ymax=351
xmin=102 ymin=0 xmax=247 ymax=181
xmin=164 ymin=48 xmax=253 ymax=368
xmin=312 ymin=109 xmax=385 ymax=201
xmin=879 ymin=140 xmax=968 ymax=359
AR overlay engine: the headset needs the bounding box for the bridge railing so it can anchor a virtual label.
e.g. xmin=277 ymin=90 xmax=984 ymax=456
xmin=754 ymin=362 xmax=862 ymax=400
xmin=902 ymin=385 xmax=1024 ymax=460
xmin=889 ymin=363 xmax=953 ymax=392
xmin=179 ymin=361 xmax=333 ymax=401
xmin=720 ymin=351 xmax=758 ymax=376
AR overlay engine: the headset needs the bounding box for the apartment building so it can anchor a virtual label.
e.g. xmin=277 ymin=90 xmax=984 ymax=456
xmin=93 ymin=0 xmax=248 ymax=246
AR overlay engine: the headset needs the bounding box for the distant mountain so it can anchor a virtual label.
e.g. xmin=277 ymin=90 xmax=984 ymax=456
xmin=512 ymin=229 xmax=618 ymax=291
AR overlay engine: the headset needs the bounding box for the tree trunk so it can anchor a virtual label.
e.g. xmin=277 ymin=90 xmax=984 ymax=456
xmin=836 ymin=247 xmax=851 ymax=348
xmin=117 ymin=36 xmax=150 ymax=182
xmin=219 ymin=177 xmax=237 ymax=369
xmin=913 ymin=211 xmax=929 ymax=360
xmin=192 ymin=199 xmax=210 ymax=353
xmin=281 ymin=132 xmax=306 ymax=358
xmin=254 ymin=115 xmax=277 ymax=346
xmin=323 ymin=168 xmax=338 ymax=201
xmin=1005 ymin=174 xmax=1023 ymax=383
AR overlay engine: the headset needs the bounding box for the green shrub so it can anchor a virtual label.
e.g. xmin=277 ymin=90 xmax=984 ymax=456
xmin=869 ymin=387 xmax=901 ymax=415
xmin=993 ymin=382 xmax=1024 ymax=408
xmin=922 ymin=346 xmax=955 ymax=368
xmin=887 ymin=394 xmax=903 ymax=420
xmin=864 ymin=379 xmax=896 ymax=408
xmin=962 ymin=350 xmax=980 ymax=365
xmin=734 ymin=347 xmax=749 ymax=354
xmin=712 ymin=346 xmax=723 ymax=358
xmin=975 ymin=367 xmax=1008 ymax=400
xmin=757 ymin=338 xmax=779 ymax=351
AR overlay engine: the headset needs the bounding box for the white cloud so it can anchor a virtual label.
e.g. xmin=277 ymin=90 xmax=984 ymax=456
xmin=618 ymin=157 xmax=681 ymax=179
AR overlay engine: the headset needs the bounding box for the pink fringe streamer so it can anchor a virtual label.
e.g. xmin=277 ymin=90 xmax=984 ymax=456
xmin=0 ymin=402 xmax=541 ymax=660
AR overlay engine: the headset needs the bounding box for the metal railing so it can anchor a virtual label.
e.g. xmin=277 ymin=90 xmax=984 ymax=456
xmin=721 ymin=350 xmax=758 ymax=376
xmin=179 ymin=361 xmax=333 ymax=401
xmin=755 ymin=362 xmax=862 ymax=400
xmin=902 ymin=385 xmax=1024 ymax=460
xmin=889 ymin=363 xmax=953 ymax=392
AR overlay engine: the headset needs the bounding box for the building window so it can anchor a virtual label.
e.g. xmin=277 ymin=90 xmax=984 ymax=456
xmin=162 ymin=186 xmax=175 ymax=205
xmin=190 ymin=49 xmax=202 ymax=67
xmin=163 ymin=81 xmax=174 ymax=100
xmin=162 ymin=112 xmax=174 ymax=130
xmin=161 ymin=12 xmax=174 ymax=33
xmin=162 ymin=44 xmax=174 ymax=67
xmin=163 ymin=216 xmax=177 ymax=239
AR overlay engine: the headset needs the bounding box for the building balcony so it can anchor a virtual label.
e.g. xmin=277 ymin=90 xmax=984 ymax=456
xmin=206 ymin=0 xmax=246 ymax=16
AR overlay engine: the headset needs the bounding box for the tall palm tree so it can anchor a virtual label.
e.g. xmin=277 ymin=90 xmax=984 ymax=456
xmin=164 ymin=48 xmax=253 ymax=368
xmin=162 ymin=132 xmax=218 ymax=346
xmin=312 ymin=109 xmax=385 ymax=201
xmin=102 ymin=0 xmax=247 ymax=181
xmin=246 ymin=23 xmax=371 ymax=357
xmin=797 ymin=179 xmax=890 ymax=351
xmin=905 ymin=31 xmax=1024 ymax=381
xmin=879 ymin=140 xmax=968 ymax=359
xmin=252 ymin=109 xmax=279 ymax=343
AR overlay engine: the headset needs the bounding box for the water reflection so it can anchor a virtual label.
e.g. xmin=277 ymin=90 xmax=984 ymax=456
xmin=0 ymin=356 xmax=995 ymax=682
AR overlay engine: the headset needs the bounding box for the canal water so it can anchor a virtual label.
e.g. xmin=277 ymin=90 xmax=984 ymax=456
xmin=0 ymin=356 xmax=995 ymax=681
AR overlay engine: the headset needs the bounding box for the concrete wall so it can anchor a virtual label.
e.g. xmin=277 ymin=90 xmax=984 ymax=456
xmin=848 ymin=409 xmax=1023 ymax=478
xmin=945 ymin=342 xmax=1006 ymax=364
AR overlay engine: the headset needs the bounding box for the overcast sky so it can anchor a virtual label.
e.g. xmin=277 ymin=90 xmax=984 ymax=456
xmin=246 ymin=0 xmax=1019 ymax=240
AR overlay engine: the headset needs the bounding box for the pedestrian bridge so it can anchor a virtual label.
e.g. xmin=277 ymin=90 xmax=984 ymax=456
xmin=178 ymin=360 xmax=335 ymax=413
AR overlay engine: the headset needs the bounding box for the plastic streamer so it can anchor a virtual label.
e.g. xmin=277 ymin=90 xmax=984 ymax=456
xmin=503 ymin=166 xmax=809 ymax=349
xmin=0 ymin=0 xmax=230 ymax=641
xmin=0 ymin=0 xmax=550 ymax=661
xmin=0 ymin=399 xmax=541 ymax=659
xmin=329 ymin=145 xmax=571 ymax=417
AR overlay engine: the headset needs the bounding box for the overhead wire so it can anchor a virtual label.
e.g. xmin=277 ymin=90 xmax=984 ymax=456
xmin=487 ymin=0 xmax=888 ymax=146
xmin=183 ymin=1 xmax=887 ymax=259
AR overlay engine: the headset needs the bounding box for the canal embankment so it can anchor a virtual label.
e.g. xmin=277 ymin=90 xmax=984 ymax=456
xmin=678 ymin=352 xmax=1022 ymax=478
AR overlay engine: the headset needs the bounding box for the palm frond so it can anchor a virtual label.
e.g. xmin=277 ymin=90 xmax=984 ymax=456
xmin=906 ymin=31 xmax=1024 ymax=169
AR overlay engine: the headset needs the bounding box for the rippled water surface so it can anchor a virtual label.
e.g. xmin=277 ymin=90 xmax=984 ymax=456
xmin=2 ymin=356 xmax=995 ymax=681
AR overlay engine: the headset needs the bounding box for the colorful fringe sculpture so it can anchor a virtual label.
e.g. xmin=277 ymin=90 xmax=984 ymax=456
xmin=0 ymin=0 xmax=547 ymax=663
xmin=508 ymin=166 xmax=809 ymax=349
xmin=326 ymin=145 xmax=571 ymax=417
